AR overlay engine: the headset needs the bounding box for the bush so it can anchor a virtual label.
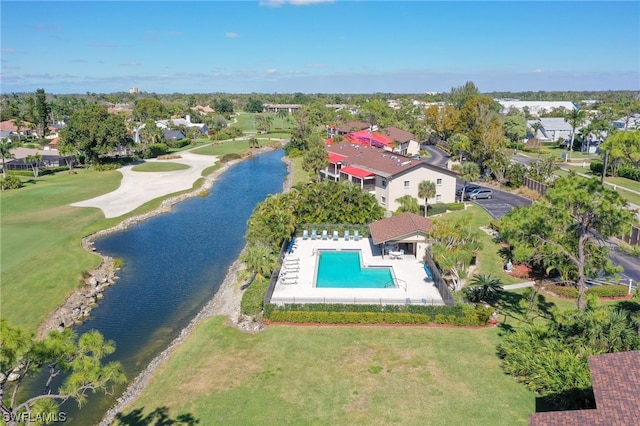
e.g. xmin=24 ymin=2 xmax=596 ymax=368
xmin=618 ymin=242 xmax=640 ymax=257
xmin=92 ymin=163 xmax=121 ymax=171
xmin=587 ymin=285 xmax=629 ymax=298
xmin=0 ymin=174 xmax=23 ymax=190
xmin=544 ymin=283 xmax=579 ymax=298
xmin=618 ymin=166 xmax=640 ymax=182
xmin=240 ymin=276 xmax=269 ymax=316
xmin=446 ymin=202 xmax=464 ymax=211
xmin=427 ymin=203 xmax=448 ymax=216
xmin=141 ymin=143 xmax=169 ymax=159
xmin=590 ymin=161 xmax=604 ymax=174
xmin=264 ymin=303 xmax=494 ymax=326
xmin=220 ymin=153 xmax=243 ymax=163
xmin=166 ymin=138 xmax=191 ymax=149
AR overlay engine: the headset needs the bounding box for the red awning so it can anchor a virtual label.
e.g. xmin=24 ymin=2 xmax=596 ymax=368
xmin=341 ymin=165 xmax=374 ymax=179
xmin=328 ymin=152 xmax=347 ymax=163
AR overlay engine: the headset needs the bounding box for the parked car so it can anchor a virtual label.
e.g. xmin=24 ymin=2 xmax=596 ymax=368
xmin=465 ymin=188 xmax=493 ymax=200
xmin=456 ymin=185 xmax=479 ymax=196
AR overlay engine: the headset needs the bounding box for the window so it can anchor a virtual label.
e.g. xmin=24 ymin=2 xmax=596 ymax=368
xmin=404 ymin=180 xmax=410 ymax=188
xmin=436 ymin=194 xmax=442 ymax=202
xmin=436 ymin=178 xmax=442 ymax=185
xmin=381 ymin=196 xmax=386 ymax=205
xmin=381 ymin=180 xmax=387 ymax=188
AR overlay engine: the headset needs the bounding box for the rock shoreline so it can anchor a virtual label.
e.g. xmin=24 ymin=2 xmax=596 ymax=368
xmin=98 ymin=146 xmax=293 ymax=424
xmin=36 ymin=145 xmax=280 ymax=339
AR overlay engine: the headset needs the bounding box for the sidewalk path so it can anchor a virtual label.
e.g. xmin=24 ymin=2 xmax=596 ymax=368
xmin=503 ymin=281 xmax=536 ymax=290
xmin=71 ymin=151 xmax=218 ymax=218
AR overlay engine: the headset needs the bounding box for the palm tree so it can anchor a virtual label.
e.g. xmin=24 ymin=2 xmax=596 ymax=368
xmin=277 ymin=109 xmax=288 ymax=130
xmin=0 ymin=140 xmax=15 ymax=178
xmin=564 ymin=109 xmax=587 ymax=153
xmin=395 ymin=195 xmax=420 ymax=214
xmin=418 ymin=180 xmax=436 ymax=217
xmin=463 ymin=274 xmax=504 ymax=305
xmin=459 ymin=161 xmax=480 ymax=201
xmin=25 ymin=153 xmax=43 ymax=177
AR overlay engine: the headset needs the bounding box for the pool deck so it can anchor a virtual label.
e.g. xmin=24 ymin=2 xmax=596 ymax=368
xmin=270 ymin=235 xmax=445 ymax=306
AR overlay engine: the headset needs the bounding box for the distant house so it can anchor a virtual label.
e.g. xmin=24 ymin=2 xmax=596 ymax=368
xmin=263 ymin=104 xmax=302 ymax=114
xmin=0 ymin=119 xmax=35 ymax=137
xmin=527 ymin=118 xmax=575 ymax=143
xmin=5 ymin=147 xmax=71 ymax=171
xmin=612 ymin=113 xmax=640 ymax=130
xmin=191 ymin=105 xmax=215 ymax=115
xmin=497 ymin=100 xmax=578 ymax=117
xmin=162 ymin=130 xmax=185 ymax=141
xmin=529 ymin=350 xmax=640 ymax=426
xmin=156 ymin=115 xmax=208 ymax=135
xmin=381 ymin=127 xmax=420 ymax=156
xmin=321 ymin=142 xmax=457 ymax=213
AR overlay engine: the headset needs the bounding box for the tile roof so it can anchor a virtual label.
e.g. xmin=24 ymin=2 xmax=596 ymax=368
xmin=529 ymin=350 xmax=640 ymax=426
xmin=337 ymin=121 xmax=370 ymax=133
xmin=381 ymin=127 xmax=415 ymax=143
xmin=369 ymin=212 xmax=433 ymax=245
xmin=327 ymin=142 xmax=455 ymax=179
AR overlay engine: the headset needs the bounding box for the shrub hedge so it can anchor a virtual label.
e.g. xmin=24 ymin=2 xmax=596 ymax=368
xmin=264 ymin=303 xmax=494 ymax=326
xmin=618 ymin=167 xmax=640 ymax=182
xmin=590 ymin=161 xmax=604 ymax=174
xmin=446 ymin=202 xmax=465 ymax=211
xmin=544 ymin=283 xmax=629 ymax=298
xmin=240 ymin=276 xmax=269 ymax=316
xmin=427 ymin=203 xmax=448 ymax=216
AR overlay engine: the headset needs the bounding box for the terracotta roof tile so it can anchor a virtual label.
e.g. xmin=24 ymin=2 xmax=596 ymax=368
xmin=369 ymin=212 xmax=433 ymax=245
xmin=529 ymin=350 xmax=640 ymax=426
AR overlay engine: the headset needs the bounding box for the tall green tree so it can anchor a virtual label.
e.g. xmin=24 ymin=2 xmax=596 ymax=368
xmin=600 ymin=130 xmax=640 ymax=175
xmin=59 ymin=105 xmax=131 ymax=164
xmin=418 ymin=180 xmax=436 ymax=217
xmin=449 ymin=81 xmax=480 ymax=110
xmin=33 ymin=89 xmax=51 ymax=139
xmin=500 ymin=175 xmax=635 ymax=310
xmin=139 ymin=119 xmax=163 ymax=145
xmin=0 ymin=140 xmax=15 ymax=178
xmin=132 ymin=98 xmax=166 ymax=122
xmin=302 ymin=133 xmax=329 ymax=183
xmin=449 ymin=133 xmax=471 ymax=163
xmin=564 ymin=108 xmax=587 ymax=153
xmin=428 ymin=218 xmax=482 ymax=290
xmin=0 ymin=321 xmax=126 ymax=426
xmin=503 ymin=114 xmax=527 ymax=143
xmin=459 ymin=161 xmax=480 ymax=201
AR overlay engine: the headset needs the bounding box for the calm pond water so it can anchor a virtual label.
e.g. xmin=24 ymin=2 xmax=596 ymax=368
xmin=59 ymin=150 xmax=286 ymax=424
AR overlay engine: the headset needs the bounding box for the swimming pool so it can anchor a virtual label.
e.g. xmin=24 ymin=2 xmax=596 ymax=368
xmin=315 ymin=250 xmax=395 ymax=288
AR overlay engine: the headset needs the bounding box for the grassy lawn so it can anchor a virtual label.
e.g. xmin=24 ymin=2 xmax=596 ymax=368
xmin=1 ymin=169 xmax=125 ymax=332
xmin=437 ymin=205 xmax=525 ymax=286
xmin=119 ymin=316 xmax=535 ymax=426
xmin=131 ymin=162 xmax=190 ymax=172
xmin=191 ymin=139 xmax=277 ymax=156
xmin=557 ymin=166 xmax=640 ymax=206
xmin=288 ymin=155 xmax=312 ymax=186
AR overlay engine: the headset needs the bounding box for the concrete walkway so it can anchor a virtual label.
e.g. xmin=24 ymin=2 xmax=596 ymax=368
xmin=503 ymin=281 xmax=536 ymax=290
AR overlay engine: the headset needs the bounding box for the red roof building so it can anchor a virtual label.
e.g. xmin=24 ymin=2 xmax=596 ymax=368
xmin=321 ymin=142 xmax=457 ymax=213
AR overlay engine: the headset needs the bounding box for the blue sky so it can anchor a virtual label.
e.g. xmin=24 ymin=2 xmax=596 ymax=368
xmin=1 ymin=1 xmax=639 ymax=94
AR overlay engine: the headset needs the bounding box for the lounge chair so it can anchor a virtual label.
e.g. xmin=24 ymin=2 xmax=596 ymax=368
xmin=344 ymin=230 xmax=350 ymax=241
xmin=285 ymin=257 xmax=300 ymax=262
xmin=321 ymin=230 xmax=328 ymax=240
xmin=354 ymin=230 xmax=360 ymax=241
xmin=279 ymin=276 xmax=298 ymax=284
xmin=332 ymin=231 xmax=339 ymax=241
xmin=311 ymin=229 xmax=317 ymax=240
xmin=302 ymin=230 xmax=309 ymax=240
xmin=281 ymin=279 xmax=298 ymax=285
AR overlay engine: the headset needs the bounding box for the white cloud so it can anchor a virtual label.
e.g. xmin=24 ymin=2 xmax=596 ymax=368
xmin=532 ymin=68 xmax=544 ymax=73
xmin=260 ymin=0 xmax=334 ymax=7
xmin=121 ymin=62 xmax=141 ymax=67
xmin=35 ymin=24 xmax=63 ymax=32
xmin=1 ymin=48 xmax=16 ymax=53
xmin=225 ymin=32 xmax=239 ymax=38
xmin=266 ymin=68 xmax=278 ymax=74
